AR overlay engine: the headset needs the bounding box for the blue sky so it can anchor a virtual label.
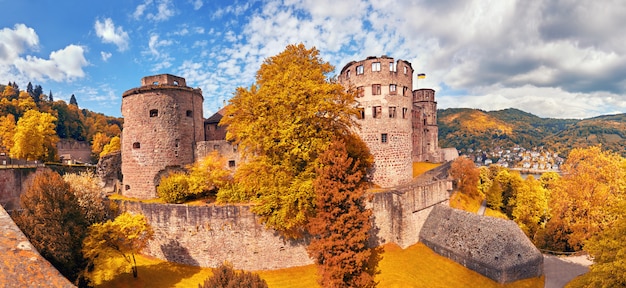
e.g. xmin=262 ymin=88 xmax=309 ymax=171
xmin=1 ymin=0 xmax=625 ymax=119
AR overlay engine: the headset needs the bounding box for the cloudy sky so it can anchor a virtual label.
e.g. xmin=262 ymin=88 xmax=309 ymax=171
xmin=1 ymin=0 xmax=625 ymax=119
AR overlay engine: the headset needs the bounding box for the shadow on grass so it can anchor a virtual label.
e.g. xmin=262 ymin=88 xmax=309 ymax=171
xmin=97 ymin=260 xmax=205 ymax=288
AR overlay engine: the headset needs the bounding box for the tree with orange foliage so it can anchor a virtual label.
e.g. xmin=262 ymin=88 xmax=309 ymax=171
xmin=541 ymin=146 xmax=626 ymax=251
xmin=306 ymin=139 xmax=377 ymax=288
xmin=450 ymin=156 xmax=480 ymax=197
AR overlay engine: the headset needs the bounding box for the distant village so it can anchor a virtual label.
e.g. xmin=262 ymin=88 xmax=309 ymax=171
xmin=463 ymin=145 xmax=564 ymax=172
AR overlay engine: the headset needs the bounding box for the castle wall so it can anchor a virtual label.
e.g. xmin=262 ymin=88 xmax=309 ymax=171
xmin=0 ymin=168 xmax=40 ymax=211
xmin=121 ymin=75 xmax=204 ymax=199
xmin=118 ymin=176 xmax=452 ymax=270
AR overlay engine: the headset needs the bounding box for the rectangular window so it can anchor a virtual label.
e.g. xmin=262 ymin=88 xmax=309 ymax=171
xmin=402 ymin=107 xmax=408 ymax=119
xmin=228 ymin=160 xmax=236 ymax=168
xmin=357 ymin=108 xmax=365 ymax=119
xmin=150 ymin=109 xmax=158 ymax=117
xmin=373 ymin=106 xmax=382 ymax=119
xmin=389 ymin=107 xmax=397 ymax=118
xmin=381 ymin=133 xmax=388 ymax=143
xmin=403 ymin=66 xmax=408 ymax=74
xmin=186 ymin=110 xmax=192 ymax=117
xmin=389 ymin=62 xmax=395 ymax=72
xmin=389 ymin=84 xmax=397 ymax=95
xmin=357 ymin=86 xmax=364 ymax=97
xmin=356 ymin=65 xmax=364 ymax=75
xmin=372 ymin=62 xmax=381 ymax=72
xmin=403 ymin=86 xmax=408 ymax=96
xmin=346 ymin=70 xmax=351 ymax=78
xmin=372 ymin=84 xmax=381 ymax=95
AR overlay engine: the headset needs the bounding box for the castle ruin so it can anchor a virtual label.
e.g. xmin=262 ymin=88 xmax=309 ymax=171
xmin=120 ymin=56 xmax=455 ymax=198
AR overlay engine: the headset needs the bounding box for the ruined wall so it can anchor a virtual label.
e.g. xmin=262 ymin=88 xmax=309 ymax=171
xmin=118 ymin=201 xmax=313 ymax=270
xmin=412 ymin=89 xmax=439 ymax=162
xmin=56 ymin=139 xmax=92 ymax=164
xmin=0 ymin=168 xmax=41 ymax=211
xmin=420 ymin=205 xmax=543 ymax=283
xmin=118 ymin=173 xmax=452 ymax=270
xmin=121 ymin=74 xmax=204 ymax=199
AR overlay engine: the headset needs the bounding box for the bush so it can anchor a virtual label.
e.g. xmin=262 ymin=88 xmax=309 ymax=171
xmin=157 ymin=172 xmax=190 ymax=203
xmin=199 ymin=262 xmax=267 ymax=288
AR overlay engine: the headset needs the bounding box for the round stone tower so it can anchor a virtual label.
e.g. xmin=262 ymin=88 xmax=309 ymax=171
xmin=412 ymin=88 xmax=439 ymax=162
xmin=338 ymin=56 xmax=415 ymax=187
xmin=121 ymin=74 xmax=204 ymax=199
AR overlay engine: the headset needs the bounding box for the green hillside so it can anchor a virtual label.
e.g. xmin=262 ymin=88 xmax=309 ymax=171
xmin=438 ymin=108 xmax=625 ymax=157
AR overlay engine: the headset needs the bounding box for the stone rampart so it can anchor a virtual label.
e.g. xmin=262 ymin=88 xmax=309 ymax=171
xmin=0 ymin=205 xmax=74 ymax=287
xmin=117 ymin=165 xmax=453 ymax=271
xmin=419 ymin=205 xmax=543 ymax=283
xmin=118 ymin=201 xmax=312 ymax=270
xmin=0 ymin=168 xmax=41 ymax=211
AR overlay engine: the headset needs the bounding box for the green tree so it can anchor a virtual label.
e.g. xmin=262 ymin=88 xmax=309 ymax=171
xmin=199 ymin=262 xmax=268 ymax=288
xmin=306 ymin=139 xmax=377 ymax=288
xmin=10 ymin=109 xmax=59 ymax=161
xmin=220 ymin=43 xmax=359 ymax=235
xmin=12 ymin=170 xmax=89 ymax=282
xmin=83 ymin=212 xmax=154 ymax=279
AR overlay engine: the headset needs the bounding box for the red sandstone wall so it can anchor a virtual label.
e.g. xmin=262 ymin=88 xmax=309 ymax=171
xmin=121 ymin=77 xmax=204 ymax=199
xmin=338 ymin=56 xmax=415 ymax=187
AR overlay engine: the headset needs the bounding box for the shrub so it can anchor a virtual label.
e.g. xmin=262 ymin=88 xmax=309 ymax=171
xmin=157 ymin=172 xmax=190 ymax=203
xmin=199 ymin=262 xmax=267 ymax=288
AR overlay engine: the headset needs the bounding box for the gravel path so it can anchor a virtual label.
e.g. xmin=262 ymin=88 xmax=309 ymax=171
xmin=543 ymin=254 xmax=592 ymax=288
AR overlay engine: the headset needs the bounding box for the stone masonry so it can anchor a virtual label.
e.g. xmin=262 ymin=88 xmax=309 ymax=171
xmin=121 ymin=74 xmax=205 ymax=199
xmin=338 ymin=56 xmax=442 ymax=188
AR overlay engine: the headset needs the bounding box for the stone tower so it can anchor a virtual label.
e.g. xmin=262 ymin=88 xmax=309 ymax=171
xmin=338 ymin=56 xmax=415 ymax=187
xmin=412 ymin=88 xmax=439 ymax=162
xmin=338 ymin=56 xmax=440 ymax=187
xmin=121 ymin=74 xmax=204 ymax=199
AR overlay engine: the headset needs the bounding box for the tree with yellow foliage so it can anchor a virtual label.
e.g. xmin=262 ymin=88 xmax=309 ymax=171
xmin=0 ymin=114 xmax=16 ymax=152
xmin=510 ymin=176 xmax=550 ymax=242
xmin=100 ymin=136 xmax=120 ymax=157
xmin=220 ymin=44 xmax=359 ymax=236
xmin=82 ymin=212 xmax=153 ymax=279
xmin=10 ymin=109 xmax=59 ymax=161
xmin=542 ymin=146 xmax=626 ymax=251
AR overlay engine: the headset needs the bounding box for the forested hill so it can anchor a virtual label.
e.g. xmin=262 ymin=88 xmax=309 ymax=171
xmin=438 ymin=108 xmax=626 ymax=157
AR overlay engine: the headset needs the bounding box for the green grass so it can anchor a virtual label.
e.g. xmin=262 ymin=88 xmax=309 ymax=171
xmin=96 ymin=243 xmax=543 ymax=288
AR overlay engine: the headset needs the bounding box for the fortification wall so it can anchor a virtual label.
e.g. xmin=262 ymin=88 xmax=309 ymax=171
xmin=0 ymin=168 xmax=41 ymax=211
xmin=118 ymin=201 xmax=313 ymax=270
xmin=420 ymin=205 xmax=543 ymax=283
xmin=118 ymin=175 xmax=452 ymax=270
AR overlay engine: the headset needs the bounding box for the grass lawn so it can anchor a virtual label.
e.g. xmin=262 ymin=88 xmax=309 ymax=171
xmin=96 ymin=242 xmax=543 ymax=288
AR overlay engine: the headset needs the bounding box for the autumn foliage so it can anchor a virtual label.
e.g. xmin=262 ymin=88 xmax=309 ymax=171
xmin=12 ymin=170 xmax=89 ymax=283
xmin=306 ymin=140 xmax=377 ymax=288
xmin=450 ymin=156 xmax=480 ymax=197
xmin=220 ymin=44 xmax=359 ymax=235
xmin=199 ymin=262 xmax=268 ymax=288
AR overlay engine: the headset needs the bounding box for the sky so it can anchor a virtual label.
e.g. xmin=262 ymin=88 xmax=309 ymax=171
xmin=1 ymin=0 xmax=625 ymax=119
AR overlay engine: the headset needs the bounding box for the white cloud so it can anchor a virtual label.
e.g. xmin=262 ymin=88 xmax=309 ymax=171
xmin=94 ymin=18 xmax=130 ymax=51
xmin=135 ymin=0 xmax=175 ymax=22
xmin=13 ymin=44 xmax=88 ymax=82
xmin=101 ymin=51 xmax=112 ymax=61
xmin=191 ymin=0 xmax=203 ymax=10
xmin=0 ymin=24 xmax=88 ymax=83
xmin=144 ymin=34 xmax=174 ymax=72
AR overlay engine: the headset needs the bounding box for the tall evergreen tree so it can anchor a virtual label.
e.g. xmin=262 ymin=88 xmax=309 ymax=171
xmin=306 ymin=139 xmax=377 ymax=288
xmin=49 ymin=90 xmax=54 ymax=102
xmin=69 ymin=94 xmax=78 ymax=106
